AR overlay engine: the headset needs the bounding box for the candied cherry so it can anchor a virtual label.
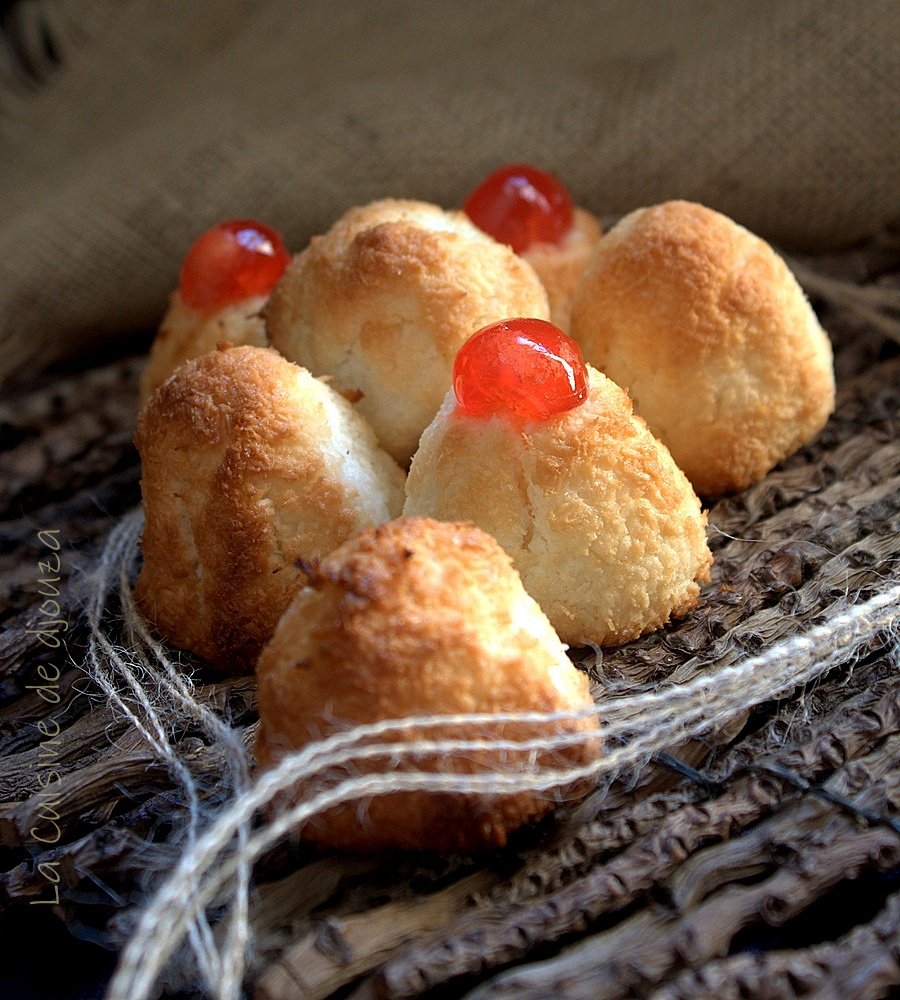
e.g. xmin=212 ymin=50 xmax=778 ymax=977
xmin=454 ymin=318 xmax=588 ymax=423
xmin=463 ymin=164 xmax=574 ymax=253
xmin=179 ymin=219 xmax=290 ymax=313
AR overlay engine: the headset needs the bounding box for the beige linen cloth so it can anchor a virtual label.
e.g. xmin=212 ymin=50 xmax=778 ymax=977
xmin=0 ymin=0 xmax=897 ymax=385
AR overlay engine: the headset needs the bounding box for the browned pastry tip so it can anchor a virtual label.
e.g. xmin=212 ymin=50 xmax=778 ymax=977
xmin=135 ymin=344 xmax=405 ymax=673
xmin=265 ymin=198 xmax=550 ymax=465
xmin=570 ymin=200 xmax=835 ymax=495
xmin=139 ymin=290 xmax=268 ymax=405
xmin=256 ymin=516 xmax=600 ymax=853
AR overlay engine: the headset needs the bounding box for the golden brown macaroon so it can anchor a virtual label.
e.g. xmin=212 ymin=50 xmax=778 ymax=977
xmin=139 ymin=291 xmax=268 ymax=404
xmin=265 ymin=199 xmax=550 ymax=465
xmin=404 ymin=366 xmax=712 ymax=648
xmin=570 ymin=201 xmax=836 ymax=495
xmin=135 ymin=344 xmax=405 ymax=673
xmin=255 ymin=517 xmax=600 ymax=853
xmin=521 ymin=208 xmax=602 ymax=331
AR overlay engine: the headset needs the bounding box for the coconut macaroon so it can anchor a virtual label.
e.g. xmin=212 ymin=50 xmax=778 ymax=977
xmin=521 ymin=208 xmax=602 ymax=331
xmin=255 ymin=517 xmax=600 ymax=853
xmin=570 ymin=201 xmax=836 ymax=495
xmin=139 ymin=292 xmax=268 ymax=404
xmin=141 ymin=218 xmax=292 ymax=405
xmin=265 ymin=198 xmax=550 ymax=465
xmin=404 ymin=321 xmax=712 ymax=647
xmin=135 ymin=345 xmax=405 ymax=673
xmin=460 ymin=163 xmax=601 ymax=332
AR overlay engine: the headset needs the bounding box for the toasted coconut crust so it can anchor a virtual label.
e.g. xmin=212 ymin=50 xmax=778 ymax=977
xmin=139 ymin=290 xmax=268 ymax=405
xmin=135 ymin=345 xmax=405 ymax=673
xmin=570 ymin=201 xmax=836 ymax=495
xmin=522 ymin=207 xmax=602 ymax=331
xmin=265 ymin=199 xmax=550 ymax=464
xmin=404 ymin=366 xmax=712 ymax=648
xmin=255 ymin=517 xmax=600 ymax=853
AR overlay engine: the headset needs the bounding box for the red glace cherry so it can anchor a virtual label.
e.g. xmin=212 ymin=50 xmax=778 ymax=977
xmin=454 ymin=318 xmax=588 ymax=423
xmin=179 ymin=219 xmax=290 ymax=313
xmin=463 ymin=164 xmax=574 ymax=253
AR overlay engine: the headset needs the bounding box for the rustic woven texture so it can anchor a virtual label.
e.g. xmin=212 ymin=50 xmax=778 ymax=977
xmin=1 ymin=0 xmax=899 ymax=384
xmin=0 ymin=245 xmax=898 ymax=998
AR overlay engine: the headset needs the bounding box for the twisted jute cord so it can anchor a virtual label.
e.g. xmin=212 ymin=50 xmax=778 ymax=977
xmin=83 ymin=510 xmax=250 ymax=1000
xmin=84 ymin=510 xmax=900 ymax=1000
xmin=84 ymin=515 xmax=220 ymax=991
xmin=117 ymin=545 xmax=251 ymax=1000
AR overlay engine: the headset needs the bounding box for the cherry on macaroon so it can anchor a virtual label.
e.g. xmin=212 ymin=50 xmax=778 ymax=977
xmin=179 ymin=219 xmax=290 ymax=313
xmin=463 ymin=164 xmax=574 ymax=253
xmin=453 ymin=318 xmax=588 ymax=423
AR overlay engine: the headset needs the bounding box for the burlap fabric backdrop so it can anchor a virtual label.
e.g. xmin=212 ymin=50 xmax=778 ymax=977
xmin=0 ymin=0 xmax=897 ymax=385
xmin=1 ymin=4 xmax=899 ymax=997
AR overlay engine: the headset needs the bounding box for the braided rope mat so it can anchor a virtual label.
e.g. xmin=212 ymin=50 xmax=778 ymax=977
xmin=0 ymin=243 xmax=898 ymax=999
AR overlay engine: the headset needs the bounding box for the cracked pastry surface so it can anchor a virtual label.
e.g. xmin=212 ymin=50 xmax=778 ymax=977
xmin=139 ymin=290 xmax=268 ymax=405
xmin=255 ymin=516 xmax=600 ymax=853
xmin=265 ymin=198 xmax=550 ymax=465
xmin=135 ymin=344 xmax=405 ymax=673
xmin=404 ymin=366 xmax=712 ymax=648
xmin=570 ymin=201 xmax=836 ymax=495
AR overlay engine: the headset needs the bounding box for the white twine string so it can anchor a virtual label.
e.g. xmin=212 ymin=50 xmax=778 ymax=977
xmin=83 ymin=510 xmax=250 ymax=1000
xmin=117 ymin=539 xmax=252 ymax=1000
xmin=83 ymin=510 xmax=899 ymax=1000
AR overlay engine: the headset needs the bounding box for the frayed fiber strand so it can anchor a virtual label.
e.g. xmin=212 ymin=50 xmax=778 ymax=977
xmin=81 ymin=509 xmax=899 ymax=1000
